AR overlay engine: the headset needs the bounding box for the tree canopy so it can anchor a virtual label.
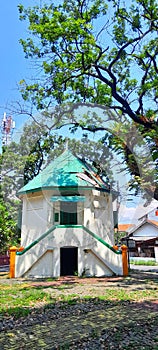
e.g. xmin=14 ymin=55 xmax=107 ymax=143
xmin=0 ymin=154 xmax=20 ymax=254
xmin=17 ymin=0 xmax=158 ymax=200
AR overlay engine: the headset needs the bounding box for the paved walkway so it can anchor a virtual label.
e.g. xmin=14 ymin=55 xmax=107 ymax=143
xmin=130 ymin=264 xmax=158 ymax=272
xmin=0 ymin=266 xmax=9 ymax=272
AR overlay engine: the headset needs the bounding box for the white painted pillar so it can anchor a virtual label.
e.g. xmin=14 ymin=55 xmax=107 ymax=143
xmin=154 ymin=244 xmax=158 ymax=263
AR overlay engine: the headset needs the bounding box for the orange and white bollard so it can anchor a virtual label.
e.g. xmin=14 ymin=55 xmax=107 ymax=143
xmin=121 ymin=245 xmax=128 ymax=276
xmin=9 ymin=246 xmax=17 ymax=278
xmin=113 ymin=245 xmax=119 ymax=251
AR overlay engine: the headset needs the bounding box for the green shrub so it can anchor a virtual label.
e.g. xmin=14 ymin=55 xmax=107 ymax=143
xmin=130 ymin=259 xmax=158 ymax=266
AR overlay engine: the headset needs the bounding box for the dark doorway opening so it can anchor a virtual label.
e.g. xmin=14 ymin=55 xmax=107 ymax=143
xmin=60 ymin=247 xmax=78 ymax=276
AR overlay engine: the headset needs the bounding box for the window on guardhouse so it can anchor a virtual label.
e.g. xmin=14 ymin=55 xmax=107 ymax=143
xmin=60 ymin=201 xmax=77 ymax=225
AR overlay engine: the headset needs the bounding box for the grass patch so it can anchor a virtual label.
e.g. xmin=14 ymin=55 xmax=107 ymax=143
xmin=130 ymin=259 xmax=158 ymax=266
xmin=36 ymin=288 xmax=158 ymax=305
xmin=0 ymin=275 xmax=158 ymax=318
xmin=97 ymin=288 xmax=158 ymax=301
xmin=0 ymin=283 xmax=53 ymax=317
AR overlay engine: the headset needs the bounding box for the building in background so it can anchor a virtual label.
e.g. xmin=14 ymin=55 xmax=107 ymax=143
xmin=121 ymin=210 xmax=158 ymax=261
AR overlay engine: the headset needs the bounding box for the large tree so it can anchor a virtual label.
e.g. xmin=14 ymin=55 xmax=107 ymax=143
xmin=17 ymin=0 xmax=158 ymax=200
xmin=0 ymin=154 xmax=20 ymax=254
xmin=1 ymin=122 xmax=65 ymax=199
xmin=0 ymin=196 xmax=19 ymax=254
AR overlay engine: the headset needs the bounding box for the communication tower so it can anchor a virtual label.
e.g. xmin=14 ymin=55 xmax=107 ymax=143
xmin=1 ymin=112 xmax=15 ymax=147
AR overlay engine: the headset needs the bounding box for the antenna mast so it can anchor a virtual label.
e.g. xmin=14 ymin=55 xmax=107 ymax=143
xmin=1 ymin=113 xmax=15 ymax=147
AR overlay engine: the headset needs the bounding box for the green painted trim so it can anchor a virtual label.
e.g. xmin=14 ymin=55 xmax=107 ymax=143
xmin=18 ymin=186 xmax=109 ymax=196
xmin=82 ymin=225 xmax=122 ymax=254
xmin=16 ymin=225 xmax=57 ymax=255
xmin=56 ymin=225 xmax=83 ymax=228
xmin=56 ymin=225 xmax=121 ymax=254
xmin=18 ymin=185 xmax=94 ymax=195
xmin=50 ymin=196 xmax=86 ymax=202
xmin=16 ymin=224 xmax=121 ymax=256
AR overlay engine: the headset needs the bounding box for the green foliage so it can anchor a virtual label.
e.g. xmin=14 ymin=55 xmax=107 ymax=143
xmin=0 ymin=153 xmax=20 ymax=254
xmin=130 ymin=259 xmax=158 ymax=266
xmin=0 ymin=198 xmax=19 ymax=254
xmin=0 ymin=284 xmax=52 ymax=317
xmin=17 ymin=0 xmax=158 ymax=200
xmin=18 ymin=0 xmax=158 ymax=115
xmin=1 ymin=122 xmax=65 ymax=197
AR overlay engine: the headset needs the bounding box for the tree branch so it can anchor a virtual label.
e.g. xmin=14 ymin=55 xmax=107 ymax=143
xmin=109 ymin=29 xmax=151 ymax=71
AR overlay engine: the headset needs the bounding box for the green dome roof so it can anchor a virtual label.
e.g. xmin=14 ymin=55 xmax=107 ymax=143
xmin=18 ymin=150 xmax=109 ymax=195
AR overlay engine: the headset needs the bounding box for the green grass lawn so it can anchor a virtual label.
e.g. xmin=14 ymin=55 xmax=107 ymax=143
xmin=0 ymin=275 xmax=158 ymax=318
xmin=0 ymin=283 xmax=53 ymax=317
xmin=130 ymin=259 xmax=158 ymax=266
xmin=0 ymin=273 xmax=158 ymax=349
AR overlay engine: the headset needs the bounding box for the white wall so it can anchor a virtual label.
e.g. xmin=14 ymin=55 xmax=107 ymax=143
xmin=154 ymin=246 xmax=158 ymax=262
xmin=21 ymin=189 xmax=114 ymax=246
xmin=133 ymin=223 xmax=158 ymax=238
xmin=15 ymin=227 xmax=122 ymax=278
xmin=83 ymin=191 xmax=114 ymax=245
xmin=21 ymin=192 xmax=48 ymax=247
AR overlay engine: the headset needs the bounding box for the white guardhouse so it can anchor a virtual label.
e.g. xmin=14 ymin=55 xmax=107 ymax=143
xmin=15 ymin=150 xmax=123 ymax=278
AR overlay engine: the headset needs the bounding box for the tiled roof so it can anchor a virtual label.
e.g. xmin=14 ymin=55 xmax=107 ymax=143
xmin=124 ymin=219 xmax=158 ymax=237
xmin=18 ymin=149 xmax=110 ymax=195
xmin=118 ymin=224 xmax=134 ymax=232
xmin=149 ymin=220 xmax=158 ymax=227
xmin=118 ymin=220 xmax=158 ymax=233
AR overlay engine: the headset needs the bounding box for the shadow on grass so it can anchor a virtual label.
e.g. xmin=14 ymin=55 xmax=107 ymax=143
xmin=1 ymin=297 xmax=158 ymax=320
xmin=27 ymin=271 xmax=158 ymax=293
xmin=0 ymin=298 xmax=158 ymax=350
xmin=0 ymin=272 xmax=158 ymax=348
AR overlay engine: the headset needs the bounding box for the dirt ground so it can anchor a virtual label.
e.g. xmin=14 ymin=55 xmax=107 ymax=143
xmin=0 ymin=271 xmax=158 ymax=349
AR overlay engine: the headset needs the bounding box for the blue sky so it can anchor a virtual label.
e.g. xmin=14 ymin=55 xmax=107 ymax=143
xmin=0 ymin=1 xmax=36 ymax=133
